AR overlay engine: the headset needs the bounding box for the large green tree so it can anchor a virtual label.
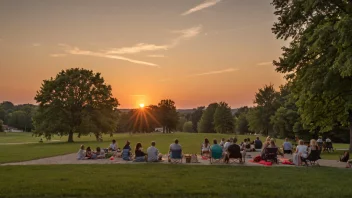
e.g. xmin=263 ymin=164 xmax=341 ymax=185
xmin=214 ymin=102 xmax=234 ymax=133
xmin=247 ymin=84 xmax=280 ymax=136
xmin=272 ymin=0 xmax=352 ymax=151
xmin=157 ymin=99 xmax=179 ymax=133
xmin=198 ymin=103 xmax=218 ymax=133
xmin=34 ymin=68 xmax=119 ymax=142
xmin=183 ymin=121 xmax=194 ymax=133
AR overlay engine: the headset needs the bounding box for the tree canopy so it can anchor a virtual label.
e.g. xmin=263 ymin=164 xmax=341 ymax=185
xmin=214 ymin=102 xmax=234 ymax=133
xmin=272 ymin=0 xmax=352 ymax=151
xmin=33 ymin=68 xmax=119 ymax=142
xmin=198 ymin=103 xmax=218 ymax=133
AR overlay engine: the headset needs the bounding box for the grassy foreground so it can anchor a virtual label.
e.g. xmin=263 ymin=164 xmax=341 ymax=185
xmin=0 ymin=133 xmax=349 ymax=163
xmin=0 ymin=165 xmax=351 ymax=198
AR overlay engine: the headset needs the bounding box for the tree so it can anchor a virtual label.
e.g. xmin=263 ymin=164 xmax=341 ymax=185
xmin=177 ymin=116 xmax=187 ymax=132
xmin=8 ymin=111 xmax=27 ymax=131
xmin=33 ymin=68 xmax=119 ymax=142
xmin=0 ymin=120 xmax=4 ymax=132
xmin=183 ymin=121 xmax=194 ymax=132
xmin=272 ymin=0 xmax=352 ymax=151
xmin=190 ymin=106 xmax=205 ymax=132
xmin=214 ymin=102 xmax=234 ymax=133
xmin=235 ymin=113 xmax=249 ymax=134
xmin=247 ymin=84 xmax=280 ymax=136
xmin=198 ymin=103 xmax=218 ymax=133
xmin=157 ymin=99 xmax=179 ymax=133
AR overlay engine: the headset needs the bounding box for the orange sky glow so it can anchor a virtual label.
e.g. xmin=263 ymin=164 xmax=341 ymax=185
xmin=0 ymin=0 xmax=287 ymax=109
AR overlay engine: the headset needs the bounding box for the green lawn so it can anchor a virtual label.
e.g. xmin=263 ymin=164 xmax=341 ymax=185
xmin=0 ymin=165 xmax=351 ymax=198
xmin=0 ymin=132 xmax=349 ymax=163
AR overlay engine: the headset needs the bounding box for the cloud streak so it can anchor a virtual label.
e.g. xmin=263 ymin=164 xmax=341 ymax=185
xmin=257 ymin=62 xmax=272 ymax=66
xmin=32 ymin=43 xmax=41 ymax=47
xmin=188 ymin=68 xmax=238 ymax=77
xmin=160 ymin=68 xmax=238 ymax=82
xmin=59 ymin=44 xmax=159 ymax=67
xmin=105 ymin=25 xmax=202 ymax=55
xmin=182 ymin=0 xmax=221 ymax=16
xmin=147 ymin=54 xmax=166 ymax=58
xmin=50 ymin=54 xmax=67 ymax=57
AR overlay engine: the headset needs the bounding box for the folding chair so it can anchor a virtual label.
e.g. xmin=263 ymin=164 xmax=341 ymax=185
xmin=210 ymin=148 xmax=224 ymax=164
xmin=169 ymin=150 xmax=183 ymax=164
xmin=264 ymin=148 xmax=278 ymax=164
xmin=225 ymin=144 xmax=244 ymax=164
xmin=302 ymin=150 xmax=321 ymax=166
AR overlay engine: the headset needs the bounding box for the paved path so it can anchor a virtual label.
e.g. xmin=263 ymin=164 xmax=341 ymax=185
xmin=2 ymin=152 xmax=349 ymax=168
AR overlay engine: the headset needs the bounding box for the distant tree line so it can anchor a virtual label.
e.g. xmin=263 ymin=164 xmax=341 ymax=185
xmin=0 ymin=101 xmax=36 ymax=132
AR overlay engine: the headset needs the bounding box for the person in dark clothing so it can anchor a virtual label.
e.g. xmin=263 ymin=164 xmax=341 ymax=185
xmin=339 ymin=151 xmax=349 ymax=162
xmin=134 ymin=142 xmax=146 ymax=162
xmin=254 ymin=136 xmax=263 ymax=149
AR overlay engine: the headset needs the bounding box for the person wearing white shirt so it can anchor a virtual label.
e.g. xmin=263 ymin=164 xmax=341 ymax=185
xmin=109 ymin=139 xmax=117 ymax=151
xmin=325 ymin=138 xmax=332 ymax=143
xmin=223 ymin=138 xmax=233 ymax=152
xmin=147 ymin=141 xmax=162 ymax=162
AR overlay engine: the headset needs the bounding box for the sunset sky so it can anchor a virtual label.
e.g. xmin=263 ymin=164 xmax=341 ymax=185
xmin=0 ymin=0 xmax=287 ymax=109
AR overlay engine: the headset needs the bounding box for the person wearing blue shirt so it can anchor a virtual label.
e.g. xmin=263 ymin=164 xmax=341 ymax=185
xmin=282 ymin=138 xmax=293 ymax=154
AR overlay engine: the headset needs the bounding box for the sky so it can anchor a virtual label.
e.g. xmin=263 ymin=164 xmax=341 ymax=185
xmin=0 ymin=0 xmax=287 ymax=109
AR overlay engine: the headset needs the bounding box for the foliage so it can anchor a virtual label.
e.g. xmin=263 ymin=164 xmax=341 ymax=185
xmin=214 ymin=102 xmax=234 ymax=133
xmin=182 ymin=121 xmax=194 ymax=133
xmin=272 ymin=0 xmax=352 ymax=151
xmin=197 ymin=103 xmax=218 ymax=133
xmin=190 ymin=106 xmax=204 ymax=132
xmin=157 ymin=99 xmax=179 ymax=133
xmin=247 ymin=84 xmax=280 ymax=136
xmin=0 ymin=102 xmax=36 ymax=131
xmin=0 ymin=120 xmax=3 ymax=132
xmin=177 ymin=116 xmax=187 ymax=132
xmin=33 ymin=68 xmax=119 ymax=142
xmin=235 ymin=113 xmax=249 ymax=135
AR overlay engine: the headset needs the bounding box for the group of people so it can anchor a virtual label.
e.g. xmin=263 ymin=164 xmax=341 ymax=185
xmin=77 ymin=139 xmax=163 ymax=162
xmin=76 ymin=136 xmax=351 ymax=167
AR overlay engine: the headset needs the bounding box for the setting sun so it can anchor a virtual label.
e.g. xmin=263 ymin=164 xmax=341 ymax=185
xmin=139 ymin=103 xmax=145 ymax=108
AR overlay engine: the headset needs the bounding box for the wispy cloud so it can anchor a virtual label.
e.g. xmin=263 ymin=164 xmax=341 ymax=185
xmin=59 ymin=44 xmax=159 ymax=67
xmin=130 ymin=94 xmax=146 ymax=97
xmin=159 ymin=68 xmax=238 ymax=82
xmin=182 ymin=0 xmax=221 ymax=16
xmin=257 ymin=62 xmax=272 ymax=66
xmin=32 ymin=43 xmax=41 ymax=47
xmin=188 ymin=68 xmax=238 ymax=77
xmin=105 ymin=43 xmax=168 ymax=55
xmin=106 ymin=25 xmax=202 ymax=55
xmin=50 ymin=54 xmax=67 ymax=57
xmin=147 ymin=54 xmax=166 ymax=58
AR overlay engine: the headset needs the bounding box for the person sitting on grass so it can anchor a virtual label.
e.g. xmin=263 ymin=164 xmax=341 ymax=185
xmin=293 ymin=140 xmax=308 ymax=166
xmin=210 ymin=139 xmax=223 ymax=158
xmin=219 ymin=138 xmax=226 ymax=147
xmin=282 ymin=138 xmax=293 ymax=154
xmin=92 ymin=147 xmax=105 ymax=159
xmin=254 ymin=136 xmax=262 ymax=150
xmin=134 ymin=142 xmax=146 ymax=162
xmin=109 ymin=139 xmax=117 ymax=151
xmin=147 ymin=141 xmax=162 ymax=162
xmin=201 ymin=138 xmax=211 ymax=156
xmin=224 ymin=138 xmax=233 ymax=152
xmin=339 ymin=151 xmax=350 ymax=162
xmin=85 ymin=147 xmax=93 ymax=159
xmin=122 ymin=141 xmax=132 ymax=161
xmin=77 ymin=145 xmax=86 ymax=160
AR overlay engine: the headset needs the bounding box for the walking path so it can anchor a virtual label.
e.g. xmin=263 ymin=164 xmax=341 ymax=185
xmin=2 ymin=152 xmax=349 ymax=168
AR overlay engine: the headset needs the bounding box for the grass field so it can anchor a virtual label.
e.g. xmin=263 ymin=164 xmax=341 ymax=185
xmin=0 ymin=164 xmax=351 ymax=198
xmin=0 ymin=132 xmax=349 ymax=163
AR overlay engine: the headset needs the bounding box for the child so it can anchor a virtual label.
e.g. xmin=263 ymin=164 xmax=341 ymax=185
xmin=85 ymin=147 xmax=93 ymax=159
xmin=77 ymin=145 xmax=85 ymax=160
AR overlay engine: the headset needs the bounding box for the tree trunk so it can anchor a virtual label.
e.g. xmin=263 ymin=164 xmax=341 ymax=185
xmin=349 ymin=111 xmax=352 ymax=153
xmin=68 ymin=130 xmax=74 ymax=142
